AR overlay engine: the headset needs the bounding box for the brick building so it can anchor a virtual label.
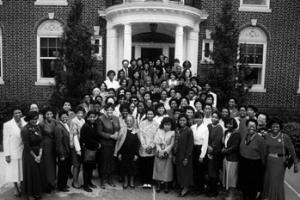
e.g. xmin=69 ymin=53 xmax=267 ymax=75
xmin=0 ymin=0 xmax=299 ymax=117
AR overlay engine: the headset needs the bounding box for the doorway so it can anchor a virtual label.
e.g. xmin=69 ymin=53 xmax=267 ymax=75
xmin=141 ymin=48 xmax=163 ymax=61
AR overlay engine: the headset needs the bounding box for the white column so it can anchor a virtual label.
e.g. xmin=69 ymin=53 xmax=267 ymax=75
xmin=106 ymin=27 xmax=118 ymax=73
xmin=187 ymin=29 xmax=199 ymax=75
xmin=175 ymin=25 xmax=184 ymax=65
xmin=123 ymin=23 xmax=132 ymax=61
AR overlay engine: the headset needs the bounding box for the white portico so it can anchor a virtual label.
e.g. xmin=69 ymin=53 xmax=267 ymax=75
xmin=101 ymin=1 xmax=208 ymax=74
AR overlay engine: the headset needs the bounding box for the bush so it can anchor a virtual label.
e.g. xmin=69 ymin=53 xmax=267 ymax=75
xmin=283 ymin=122 xmax=300 ymax=159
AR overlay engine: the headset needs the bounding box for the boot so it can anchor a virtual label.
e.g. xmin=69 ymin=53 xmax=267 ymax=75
xmin=129 ymin=176 xmax=135 ymax=189
xmin=156 ymin=181 xmax=162 ymax=193
xmin=164 ymin=182 xmax=169 ymax=193
xmin=100 ymin=178 xmax=106 ymax=189
xmin=123 ymin=176 xmax=128 ymax=189
xmin=107 ymin=175 xmax=116 ymax=187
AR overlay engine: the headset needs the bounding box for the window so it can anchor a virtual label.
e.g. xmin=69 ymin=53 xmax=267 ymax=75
xmin=239 ymin=27 xmax=267 ymax=92
xmin=91 ymin=36 xmax=103 ymax=61
xmin=36 ymin=20 xmax=63 ymax=85
xmin=35 ymin=0 xmax=68 ymax=6
xmin=0 ymin=27 xmax=3 ymax=84
xmin=239 ymin=0 xmax=271 ymax=12
xmin=201 ymin=39 xmax=213 ymax=64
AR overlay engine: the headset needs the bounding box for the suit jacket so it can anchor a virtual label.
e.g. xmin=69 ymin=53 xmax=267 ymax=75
xmin=96 ymin=114 xmax=120 ymax=147
xmin=222 ymin=131 xmax=241 ymax=162
xmin=3 ymin=118 xmax=26 ymax=159
xmin=55 ymin=122 xmax=71 ymax=158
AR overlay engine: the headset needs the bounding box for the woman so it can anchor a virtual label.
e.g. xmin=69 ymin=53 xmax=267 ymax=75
xmin=191 ymin=112 xmax=209 ymax=194
xmin=80 ymin=111 xmax=102 ymax=192
xmin=3 ymin=107 xmax=26 ymax=197
xmin=263 ymin=118 xmax=299 ymax=200
xmin=69 ymin=106 xmax=86 ymax=189
xmin=104 ymin=70 xmax=120 ymax=90
xmin=206 ymin=111 xmax=223 ymax=197
xmin=55 ymin=110 xmax=71 ymax=192
xmin=153 ymin=103 xmax=168 ymax=125
xmin=21 ymin=111 xmax=46 ymax=200
xmin=174 ymin=114 xmax=194 ymax=197
xmin=239 ymin=119 xmax=266 ymax=200
xmin=97 ymin=103 xmax=120 ymax=189
xmin=138 ymin=109 xmax=159 ymax=188
xmin=136 ymin=101 xmax=146 ymax=128
xmin=222 ymin=118 xmax=240 ymax=200
xmin=116 ymin=115 xmax=140 ymax=189
xmin=39 ymin=108 xmax=57 ymax=192
xmin=99 ymin=82 xmax=109 ymax=101
xmin=153 ymin=117 xmax=175 ymax=193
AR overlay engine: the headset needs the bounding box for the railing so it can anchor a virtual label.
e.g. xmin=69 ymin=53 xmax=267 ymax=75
xmin=109 ymin=0 xmax=200 ymax=8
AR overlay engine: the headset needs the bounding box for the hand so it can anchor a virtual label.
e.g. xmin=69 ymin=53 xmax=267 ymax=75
xmin=35 ymin=156 xmax=41 ymax=163
xmin=60 ymin=156 xmax=65 ymax=161
xmin=182 ymin=158 xmax=188 ymax=166
xmin=5 ymin=156 xmax=11 ymax=164
xmin=294 ymin=164 xmax=299 ymax=173
xmin=118 ymin=154 xmax=122 ymax=161
xmin=133 ymin=155 xmax=138 ymax=161
xmin=98 ymin=143 xmax=102 ymax=149
xmin=76 ymin=151 xmax=81 ymax=156
xmin=207 ymin=146 xmax=213 ymax=154
xmin=198 ymin=157 xmax=203 ymax=163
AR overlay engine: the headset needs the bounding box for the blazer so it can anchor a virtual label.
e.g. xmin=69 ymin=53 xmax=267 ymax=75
xmin=55 ymin=122 xmax=71 ymax=159
xmin=96 ymin=114 xmax=120 ymax=147
xmin=3 ymin=118 xmax=26 ymax=159
xmin=80 ymin=122 xmax=101 ymax=151
xmin=222 ymin=131 xmax=241 ymax=162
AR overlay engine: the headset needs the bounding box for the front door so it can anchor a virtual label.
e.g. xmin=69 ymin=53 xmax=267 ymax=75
xmin=141 ymin=48 xmax=163 ymax=61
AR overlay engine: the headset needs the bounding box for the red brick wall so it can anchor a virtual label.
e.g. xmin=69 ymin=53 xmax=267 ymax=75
xmin=199 ymin=0 xmax=300 ymax=115
xmin=0 ymin=0 xmax=106 ymax=105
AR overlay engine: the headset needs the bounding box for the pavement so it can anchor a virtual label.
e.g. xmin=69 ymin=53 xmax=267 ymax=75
xmin=0 ymin=152 xmax=299 ymax=200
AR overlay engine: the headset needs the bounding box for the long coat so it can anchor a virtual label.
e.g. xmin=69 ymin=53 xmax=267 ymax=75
xmin=54 ymin=122 xmax=71 ymax=159
xmin=3 ymin=118 xmax=26 ymax=182
xmin=174 ymin=126 xmax=194 ymax=187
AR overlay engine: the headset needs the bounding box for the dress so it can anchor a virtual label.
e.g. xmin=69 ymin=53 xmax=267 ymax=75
xmin=118 ymin=129 xmax=140 ymax=176
xmin=21 ymin=123 xmax=46 ymax=196
xmin=3 ymin=118 xmax=26 ymax=183
xmin=39 ymin=119 xmax=57 ymax=186
xmin=263 ymin=133 xmax=298 ymax=200
xmin=153 ymin=129 xmax=175 ymax=182
xmin=174 ymin=126 xmax=194 ymax=187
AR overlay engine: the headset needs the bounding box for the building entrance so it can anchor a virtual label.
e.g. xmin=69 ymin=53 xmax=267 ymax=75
xmin=141 ymin=48 xmax=163 ymax=61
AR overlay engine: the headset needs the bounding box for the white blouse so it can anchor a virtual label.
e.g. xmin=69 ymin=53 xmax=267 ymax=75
xmin=191 ymin=123 xmax=209 ymax=159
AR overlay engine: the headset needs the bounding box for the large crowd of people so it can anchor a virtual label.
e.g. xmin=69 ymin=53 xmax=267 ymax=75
xmin=3 ymin=56 xmax=299 ymax=200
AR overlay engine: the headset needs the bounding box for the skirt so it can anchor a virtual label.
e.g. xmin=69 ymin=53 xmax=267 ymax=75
xmin=153 ymin=156 xmax=173 ymax=182
xmin=263 ymin=156 xmax=285 ymax=200
xmin=5 ymin=159 xmax=23 ymax=182
xmin=222 ymin=159 xmax=238 ymax=189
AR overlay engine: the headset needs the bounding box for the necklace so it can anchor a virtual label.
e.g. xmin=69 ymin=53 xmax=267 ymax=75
xmin=270 ymin=132 xmax=281 ymax=139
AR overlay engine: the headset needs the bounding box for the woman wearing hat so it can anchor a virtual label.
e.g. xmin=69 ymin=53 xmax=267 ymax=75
xmin=21 ymin=111 xmax=46 ymax=200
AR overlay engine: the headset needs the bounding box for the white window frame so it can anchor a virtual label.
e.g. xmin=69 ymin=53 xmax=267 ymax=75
xmin=200 ymin=39 xmax=214 ymax=64
xmin=91 ymin=36 xmax=103 ymax=61
xmin=297 ymin=75 xmax=300 ymax=94
xmin=0 ymin=28 xmax=3 ymax=84
xmin=239 ymin=0 xmax=271 ymax=13
xmin=238 ymin=42 xmax=267 ymax=93
xmin=34 ymin=0 xmax=68 ymax=6
xmin=36 ymin=20 xmax=63 ymax=86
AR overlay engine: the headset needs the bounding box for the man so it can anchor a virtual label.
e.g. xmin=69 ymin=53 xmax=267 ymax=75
xmin=118 ymin=59 xmax=131 ymax=80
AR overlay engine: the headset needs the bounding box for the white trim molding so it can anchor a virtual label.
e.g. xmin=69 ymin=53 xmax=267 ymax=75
xmin=201 ymin=39 xmax=214 ymax=64
xmin=0 ymin=27 xmax=3 ymax=85
xmin=239 ymin=0 xmax=271 ymax=13
xmin=36 ymin=20 xmax=63 ymax=86
xmin=297 ymin=76 xmax=300 ymax=94
xmin=35 ymin=0 xmax=68 ymax=6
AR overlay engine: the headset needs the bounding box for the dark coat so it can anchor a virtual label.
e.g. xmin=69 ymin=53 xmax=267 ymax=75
xmin=80 ymin=122 xmax=101 ymax=151
xmin=96 ymin=114 xmax=120 ymax=147
xmin=54 ymin=122 xmax=70 ymax=159
xmin=222 ymin=131 xmax=241 ymax=162
xmin=174 ymin=126 xmax=194 ymax=187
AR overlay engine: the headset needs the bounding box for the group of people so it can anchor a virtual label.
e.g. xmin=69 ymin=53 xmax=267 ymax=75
xmin=3 ymin=56 xmax=299 ymax=200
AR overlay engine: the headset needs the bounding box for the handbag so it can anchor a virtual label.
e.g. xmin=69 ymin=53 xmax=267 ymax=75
xmin=282 ymin=133 xmax=293 ymax=169
xmin=84 ymin=148 xmax=97 ymax=163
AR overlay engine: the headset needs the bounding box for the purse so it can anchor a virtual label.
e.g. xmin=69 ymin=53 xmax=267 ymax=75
xmin=84 ymin=149 xmax=97 ymax=163
xmin=282 ymin=133 xmax=294 ymax=169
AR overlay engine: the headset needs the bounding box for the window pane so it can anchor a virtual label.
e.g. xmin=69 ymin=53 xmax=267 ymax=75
xmin=41 ymin=59 xmax=56 ymax=78
xmin=239 ymin=44 xmax=263 ymax=64
xmin=40 ymin=38 xmax=48 ymax=48
xmin=246 ymin=67 xmax=261 ymax=84
xmin=243 ymin=0 xmax=267 ymax=5
xmin=40 ymin=48 xmax=48 ymax=57
xmin=48 ymin=38 xmax=57 ymax=48
xmin=204 ymin=43 xmax=210 ymax=57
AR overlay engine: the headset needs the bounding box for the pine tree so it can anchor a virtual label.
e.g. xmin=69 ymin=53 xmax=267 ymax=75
xmin=50 ymin=0 xmax=100 ymax=109
xmin=208 ymin=0 xmax=250 ymax=107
